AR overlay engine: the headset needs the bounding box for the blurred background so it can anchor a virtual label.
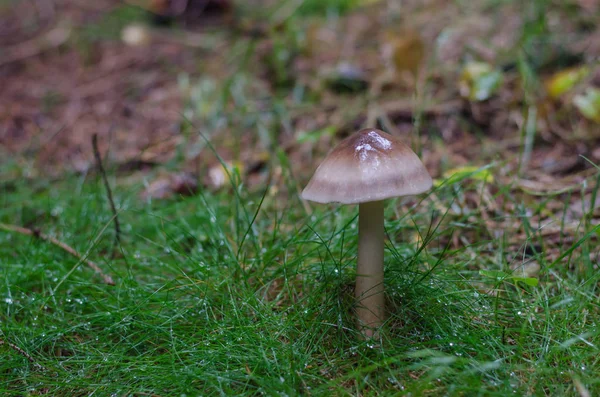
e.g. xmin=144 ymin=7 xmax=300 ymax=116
xmin=1 ymin=0 xmax=599 ymax=192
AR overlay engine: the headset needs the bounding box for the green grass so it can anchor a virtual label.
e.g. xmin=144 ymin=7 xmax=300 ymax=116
xmin=1 ymin=160 xmax=598 ymax=395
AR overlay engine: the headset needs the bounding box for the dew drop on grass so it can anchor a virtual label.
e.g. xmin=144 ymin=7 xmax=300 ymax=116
xmin=4 ymin=298 xmax=13 ymax=304
xmin=210 ymin=216 xmax=216 ymax=223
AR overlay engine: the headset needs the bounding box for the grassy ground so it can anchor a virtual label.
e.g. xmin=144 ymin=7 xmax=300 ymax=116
xmin=1 ymin=157 xmax=599 ymax=395
xmin=2 ymin=0 xmax=600 ymax=395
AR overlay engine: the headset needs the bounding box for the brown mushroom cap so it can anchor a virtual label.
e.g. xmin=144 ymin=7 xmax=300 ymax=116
xmin=301 ymin=128 xmax=432 ymax=204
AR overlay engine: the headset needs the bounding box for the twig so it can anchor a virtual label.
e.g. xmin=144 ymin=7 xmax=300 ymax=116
xmin=0 ymin=25 xmax=70 ymax=67
xmin=0 ymin=339 xmax=45 ymax=371
xmin=0 ymin=223 xmax=115 ymax=285
xmin=92 ymin=134 xmax=121 ymax=257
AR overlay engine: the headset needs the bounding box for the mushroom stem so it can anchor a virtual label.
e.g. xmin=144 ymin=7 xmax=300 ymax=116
xmin=356 ymin=200 xmax=385 ymax=337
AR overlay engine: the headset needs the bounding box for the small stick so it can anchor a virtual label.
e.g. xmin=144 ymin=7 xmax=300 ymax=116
xmin=0 ymin=223 xmax=115 ymax=285
xmin=92 ymin=134 xmax=121 ymax=257
xmin=0 ymin=339 xmax=45 ymax=371
xmin=0 ymin=25 xmax=70 ymax=67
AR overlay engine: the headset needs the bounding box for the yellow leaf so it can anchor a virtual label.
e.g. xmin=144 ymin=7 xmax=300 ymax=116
xmin=544 ymin=66 xmax=589 ymax=100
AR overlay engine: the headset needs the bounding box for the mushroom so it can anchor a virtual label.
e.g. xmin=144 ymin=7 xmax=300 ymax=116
xmin=301 ymin=128 xmax=432 ymax=337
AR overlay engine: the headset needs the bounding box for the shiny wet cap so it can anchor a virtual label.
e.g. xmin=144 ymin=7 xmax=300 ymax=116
xmin=301 ymin=128 xmax=432 ymax=204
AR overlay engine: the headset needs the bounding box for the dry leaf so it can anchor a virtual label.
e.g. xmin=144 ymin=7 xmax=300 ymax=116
xmin=381 ymin=30 xmax=425 ymax=78
xmin=141 ymin=172 xmax=197 ymax=200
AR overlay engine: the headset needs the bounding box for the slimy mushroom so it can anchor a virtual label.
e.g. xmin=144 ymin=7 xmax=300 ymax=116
xmin=302 ymin=128 xmax=432 ymax=337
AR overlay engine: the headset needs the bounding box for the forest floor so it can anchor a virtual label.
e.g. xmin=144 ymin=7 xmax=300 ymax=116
xmin=1 ymin=0 xmax=599 ymax=395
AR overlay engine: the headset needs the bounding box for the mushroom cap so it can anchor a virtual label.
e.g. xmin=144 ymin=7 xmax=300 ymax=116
xmin=301 ymin=128 xmax=432 ymax=204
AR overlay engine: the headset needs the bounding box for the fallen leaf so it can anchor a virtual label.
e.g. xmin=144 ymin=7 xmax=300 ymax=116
xmin=544 ymin=66 xmax=589 ymax=100
xmin=459 ymin=62 xmax=503 ymax=101
xmin=573 ymin=87 xmax=600 ymax=123
xmin=207 ymin=161 xmax=244 ymax=189
xmin=141 ymin=172 xmax=197 ymax=200
xmin=381 ymin=30 xmax=425 ymax=78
